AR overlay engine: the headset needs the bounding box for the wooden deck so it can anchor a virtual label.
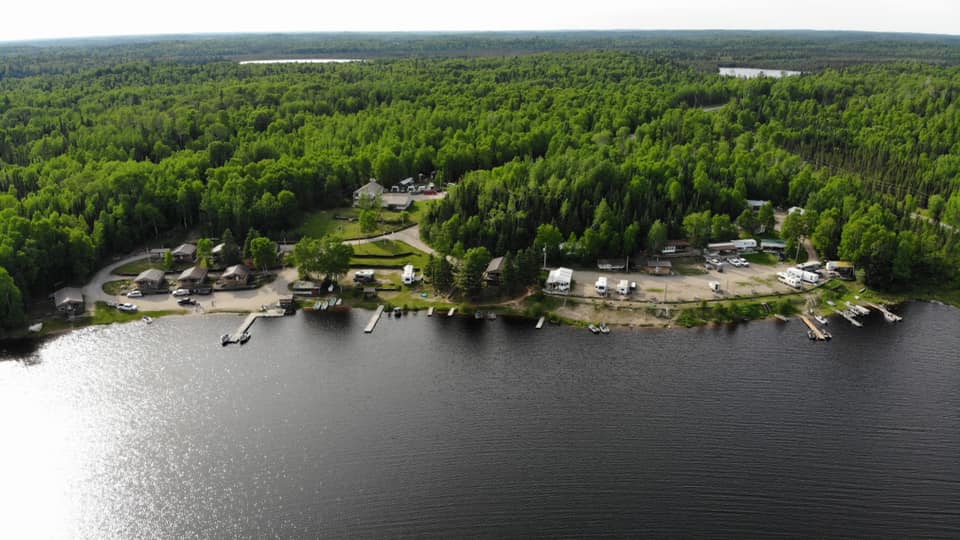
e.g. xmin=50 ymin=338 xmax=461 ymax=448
xmin=227 ymin=308 xmax=285 ymax=342
xmin=800 ymin=315 xmax=829 ymax=341
xmin=364 ymin=305 xmax=385 ymax=333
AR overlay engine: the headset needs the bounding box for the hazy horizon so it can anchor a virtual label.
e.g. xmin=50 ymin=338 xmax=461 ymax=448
xmin=2 ymin=0 xmax=958 ymax=43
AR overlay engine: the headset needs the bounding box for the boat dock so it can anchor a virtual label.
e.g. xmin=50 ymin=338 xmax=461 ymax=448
xmin=365 ymin=305 xmax=385 ymax=333
xmin=427 ymin=307 xmax=434 ymax=317
xmin=834 ymin=308 xmax=863 ymax=327
xmin=800 ymin=315 xmax=829 ymax=341
xmin=227 ymin=308 xmax=285 ymax=342
xmin=447 ymin=307 xmax=456 ymax=317
xmin=536 ymin=316 xmax=545 ymax=329
xmin=867 ymin=303 xmax=903 ymax=322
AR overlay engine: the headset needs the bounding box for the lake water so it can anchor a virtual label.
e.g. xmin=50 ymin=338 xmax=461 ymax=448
xmin=238 ymin=59 xmax=361 ymax=65
xmin=719 ymin=67 xmax=802 ymax=78
xmin=2 ymin=302 xmax=959 ymax=538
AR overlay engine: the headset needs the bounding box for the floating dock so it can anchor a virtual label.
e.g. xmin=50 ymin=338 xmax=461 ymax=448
xmin=834 ymin=308 xmax=863 ymax=327
xmin=447 ymin=307 xmax=456 ymax=317
xmin=427 ymin=307 xmax=434 ymax=317
xmin=365 ymin=305 xmax=385 ymax=333
xmin=867 ymin=302 xmax=902 ymax=322
xmin=536 ymin=316 xmax=545 ymax=329
xmin=227 ymin=308 xmax=285 ymax=343
xmin=800 ymin=315 xmax=830 ymax=341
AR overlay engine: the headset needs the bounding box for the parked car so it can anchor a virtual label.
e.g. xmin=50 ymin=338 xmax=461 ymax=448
xmin=738 ymin=257 xmax=750 ymax=267
xmin=126 ymin=290 xmax=143 ymax=298
xmin=172 ymin=288 xmax=191 ymax=297
xmin=117 ymin=303 xmax=138 ymax=313
xmin=192 ymin=286 xmax=213 ymax=295
xmin=727 ymin=257 xmax=742 ymax=267
xmin=177 ymin=297 xmax=196 ymax=306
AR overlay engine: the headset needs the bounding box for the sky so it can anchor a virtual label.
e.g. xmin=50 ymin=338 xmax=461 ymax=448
xmin=3 ymin=0 xmax=958 ymax=42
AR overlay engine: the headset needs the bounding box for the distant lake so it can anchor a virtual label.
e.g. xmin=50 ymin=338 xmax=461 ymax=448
xmin=238 ymin=58 xmax=362 ymax=65
xmin=719 ymin=66 xmax=802 ymax=78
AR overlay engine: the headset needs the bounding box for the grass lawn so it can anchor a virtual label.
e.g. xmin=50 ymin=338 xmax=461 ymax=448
xmin=103 ymin=279 xmax=133 ymax=295
xmin=350 ymin=240 xmax=431 ymax=269
xmin=112 ymin=257 xmax=166 ymax=275
xmin=91 ymin=301 xmax=183 ymax=324
xmin=297 ymin=201 xmax=435 ymax=240
xmin=743 ymin=252 xmax=781 ymax=266
xmin=351 ymin=239 xmax=415 ymax=257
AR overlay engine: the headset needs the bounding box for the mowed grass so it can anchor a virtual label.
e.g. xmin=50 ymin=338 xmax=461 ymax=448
xmin=743 ymin=252 xmax=781 ymax=266
xmin=297 ymin=201 xmax=434 ymax=240
xmin=112 ymin=257 xmax=166 ymax=275
xmin=91 ymin=301 xmax=183 ymax=324
xmin=351 ymin=239 xmax=415 ymax=257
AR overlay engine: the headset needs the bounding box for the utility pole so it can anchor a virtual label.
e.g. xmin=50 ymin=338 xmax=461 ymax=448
xmin=542 ymin=247 xmax=547 ymax=270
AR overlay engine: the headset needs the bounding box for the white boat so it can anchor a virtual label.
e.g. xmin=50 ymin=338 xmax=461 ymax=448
xmin=813 ymin=314 xmax=828 ymax=326
xmin=220 ymin=334 xmax=231 ymax=346
xmin=883 ymin=311 xmax=902 ymax=323
xmin=239 ymin=332 xmax=251 ymax=344
xmin=141 ymin=316 xmax=153 ymax=324
xmin=393 ymin=307 xmax=403 ymax=317
xmin=486 ymin=312 xmax=496 ymax=320
xmin=598 ymin=323 xmax=610 ymax=334
xmin=474 ymin=311 xmax=483 ymax=320
xmin=588 ymin=324 xmax=600 ymax=334
xmin=27 ymin=322 xmax=43 ymax=332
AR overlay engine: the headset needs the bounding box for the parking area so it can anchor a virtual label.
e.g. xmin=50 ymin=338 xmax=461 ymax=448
xmin=564 ymin=260 xmax=798 ymax=304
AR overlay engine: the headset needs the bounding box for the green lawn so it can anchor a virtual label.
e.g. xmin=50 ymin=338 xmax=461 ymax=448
xmin=112 ymin=257 xmax=166 ymax=275
xmin=103 ymin=279 xmax=134 ymax=295
xmin=351 ymin=239 xmax=415 ymax=257
xmin=350 ymin=240 xmax=431 ymax=269
xmin=743 ymin=252 xmax=780 ymax=266
xmin=91 ymin=301 xmax=183 ymax=324
xmin=297 ymin=201 xmax=434 ymax=240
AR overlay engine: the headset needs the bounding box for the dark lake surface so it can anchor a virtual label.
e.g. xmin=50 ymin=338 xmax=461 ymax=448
xmin=2 ymin=302 xmax=959 ymax=538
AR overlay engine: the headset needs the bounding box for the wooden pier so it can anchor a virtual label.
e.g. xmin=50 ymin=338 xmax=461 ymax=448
xmin=364 ymin=305 xmax=385 ymax=333
xmin=834 ymin=308 xmax=863 ymax=327
xmin=536 ymin=316 xmax=545 ymax=329
xmin=867 ymin=303 xmax=902 ymax=322
xmin=447 ymin=307 xmax=456 ymax=317
xmin=800 ymin=315 xmax=829 ymax=341
xmin=427 ymin=306 xmax=434 ymax=317
xmin=227 ymin=308 xmax=285 ymax=343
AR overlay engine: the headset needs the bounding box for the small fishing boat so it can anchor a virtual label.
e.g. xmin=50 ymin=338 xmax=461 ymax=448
xmin=28 ymin=322 xmax=43 ymax=332
xmin=220 ymin=334 xmax=231 ymax=346
xmin=474 ymin=311 xmax=483 ymax=320
xmin=774 ymin=314 xmax=789 ymax=322
xmin=486 ymin=312 xmax=497 ymax=320
xmin=393 ymin=307 xmax=403 ymax=317
xmin=598 ymin=323 xmax=610 ymax=334
xmin=141 ymin=316 xmax=153 ymax=324
xmin=239 ymin=332 xmax=251 ymax=345
xmin=813 ymin=314 xmax=828 ymax=326
xmin=588 ymin=324 xmax=600 ymax=334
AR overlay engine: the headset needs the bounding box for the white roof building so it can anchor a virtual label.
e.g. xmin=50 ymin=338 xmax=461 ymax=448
xmin=546 ymin=267 xmax=573 ymax=292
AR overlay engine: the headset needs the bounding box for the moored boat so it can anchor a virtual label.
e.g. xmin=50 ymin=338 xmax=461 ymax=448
xmin=598 ymin=323 xmax=610 ymax=334
xmin=588 ymin=324 xmax=600 ymax=334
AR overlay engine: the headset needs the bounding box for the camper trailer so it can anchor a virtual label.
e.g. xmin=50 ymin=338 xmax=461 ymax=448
xmin=402 ymin=264 xmax=416 ymax=285
xmin=595 ymin=276 xmax=608 ymax=296
xmin=786 ymin=266 xmax=819 ymax=284
xmin=777 ymin=273 xmax=802 ymax=289
xmin=708 ymin=281 xmax=721 ymax=293
xmin=617 ymin=279 xmax=630 ymax=296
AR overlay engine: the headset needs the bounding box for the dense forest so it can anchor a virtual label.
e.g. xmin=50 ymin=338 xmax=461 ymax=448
xmin=1 ymin=32 xmax=959 ymax=328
